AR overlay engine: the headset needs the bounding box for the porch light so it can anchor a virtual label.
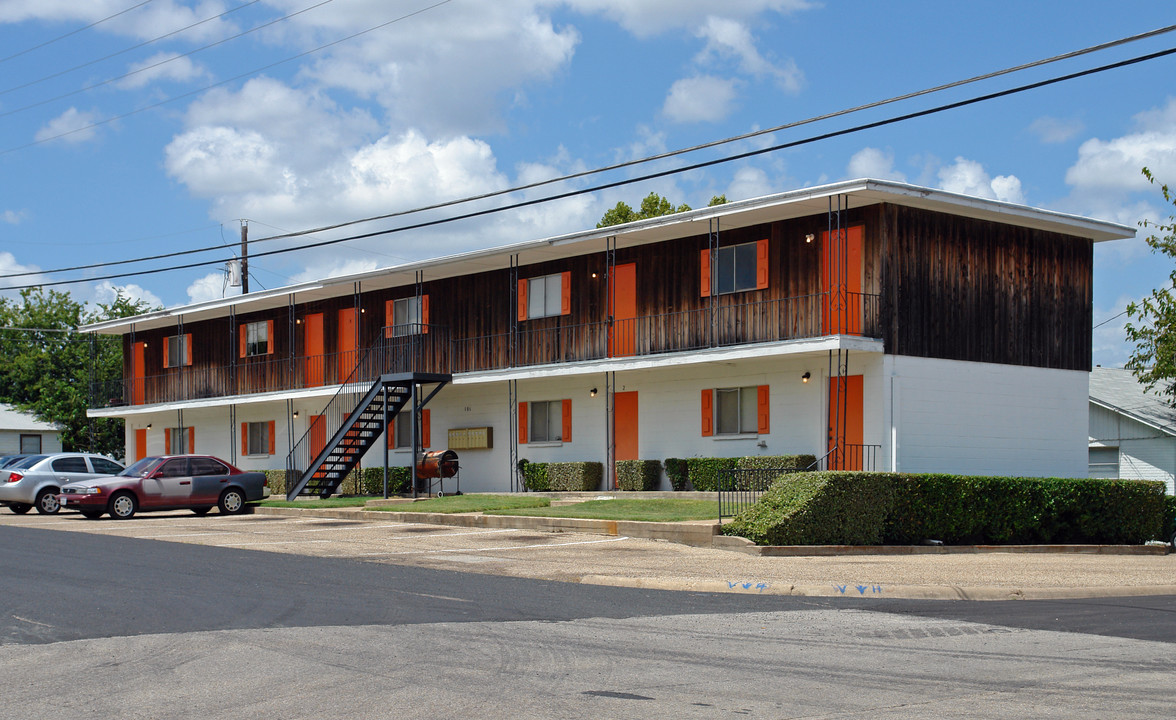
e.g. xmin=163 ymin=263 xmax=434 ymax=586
xmin=292 ymin=411 xmax=299 ymax=419
xmin=805 ymin=234 xmax=815 ymax=243
xmin=146 ymin=423 xmax=152 ymax=430
xmin=589 ymin=388 xmax=598 ymax=398
xmin=801 ymin=372 xmax=810 ymax=383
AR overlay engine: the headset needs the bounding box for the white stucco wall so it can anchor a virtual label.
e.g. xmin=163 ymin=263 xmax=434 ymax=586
xmin=884 ymin=356 xmax=1088 ymax=478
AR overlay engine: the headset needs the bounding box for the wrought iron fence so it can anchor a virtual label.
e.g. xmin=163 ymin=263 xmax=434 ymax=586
xmin=717 ymin=444 xmax=883 ymax=520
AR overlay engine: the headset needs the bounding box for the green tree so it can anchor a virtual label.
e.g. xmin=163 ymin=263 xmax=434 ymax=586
xmin=597 ymin=192 xmax=727 ymax=228
xmin=1125 ymin=168 xmax=1176 ymax=403
xmin=0 ymin=288 xmax=155 ymax=460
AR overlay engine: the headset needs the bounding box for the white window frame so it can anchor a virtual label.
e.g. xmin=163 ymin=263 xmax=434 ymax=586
xmin=714 ymin=241 xmax=758 ymax=295
xmin=165 ymin=334 xmax=190 ymax=368
xmin=528 ymin=400 xmax=563 ymax=443
xmin=391 ymin=296 xmax=422 ymax=337
xmin=245 ymin=321 xmax=269 ymax=357
xmin=1088 ymin=446 xmax=1120 ymax=479
xmin=714 ymin=386 xmax=758 ymax=435
xmin=245 ymin=421 xmax=270 ymax=456
xmin=527 ymin=274 xmax=563 ymax=319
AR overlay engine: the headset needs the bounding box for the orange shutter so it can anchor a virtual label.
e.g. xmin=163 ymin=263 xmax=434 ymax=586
xmin=134 ymin=428 xmax=147 ymax=462
xmin=185 ymin=333 xmax=193 ymax=366
xmin=241 ymin=423 xmax=248 ymax=455
xmin=267 ymin=421 xmax=276 ymax=454
xmin=560 ymin=271 xmax=571 ymax=315
xmin=188 ymin=427 xmax=195 ymax=453
xmin=756 ymin=238 xmax=769 ymax=290
xmin=387 ymin=418 xmax=396 ymax=449
xmin=421 ymin=294 xmax=430 ymax=334
xmin=699 ymin=249 xmax=711 ymax=297
xmin=385 ymin=299 xmax=396 ymax=338
xmin=421 ymin=409 xmax=431 ymax=448
xmin=518 ymin=402 xmax=528 ymax=444
xmin=239 ymin=325 xmax=246 ymax=357
xmin=163 ymin=338 xmax=170 ymax=369
xmin=165 ymin=428 xmax=172 ymax=453
xmin=266 ymin=320 xmax=274 ymax=355
xmin=517 ymin=279 xmax=528 ymax=321
xmin=561 ymin=399 xmax=572 ymax=442
xmin=701 ymin=389 xmax=713 ymax=437
xmin=757 ymin=385 xmax=770 ymax=434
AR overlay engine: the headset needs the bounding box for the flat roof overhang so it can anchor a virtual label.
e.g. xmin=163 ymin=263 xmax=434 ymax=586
xmin=82 ymin=178 xmax=1134 ymax=336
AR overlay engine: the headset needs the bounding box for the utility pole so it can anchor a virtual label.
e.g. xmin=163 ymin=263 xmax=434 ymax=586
xmin=240 ymin=220 xmax=249 ymax=294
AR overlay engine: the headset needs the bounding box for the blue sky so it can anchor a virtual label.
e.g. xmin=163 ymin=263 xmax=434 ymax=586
xmin=1 ymin=0 xmax=1174 ymax=367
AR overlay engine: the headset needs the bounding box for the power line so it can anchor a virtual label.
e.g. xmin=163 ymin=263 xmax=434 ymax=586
xmin=0 ymin=0 xmax=454 ymax=153
xmin=8 ymin=25 xmax=1174 ymax=281
xmin=0 ymin=0 xmax=156 ymax=65
xmin=0 ymin=0 xmax=341 ymax=121
xmin=5 ymin=42 xmax=1174 ymax=292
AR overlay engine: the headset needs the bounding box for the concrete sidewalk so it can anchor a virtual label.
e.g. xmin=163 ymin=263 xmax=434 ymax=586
xmin=255 ymin=505 xmax=1176 ymax=601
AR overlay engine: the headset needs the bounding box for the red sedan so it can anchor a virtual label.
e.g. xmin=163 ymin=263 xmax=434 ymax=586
xmin=57 ymin=455 xmax=270 ymax=520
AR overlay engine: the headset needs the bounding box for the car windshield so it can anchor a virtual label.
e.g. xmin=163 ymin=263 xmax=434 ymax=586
xmin=119 ymin=457 xmax=162 ymax=478
xmin=12 ymin=455 xmax=46 ymax=469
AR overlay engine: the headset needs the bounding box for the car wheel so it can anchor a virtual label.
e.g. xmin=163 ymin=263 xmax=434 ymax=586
xmin=80 ymin=510 xmax=104 ymax=520
xmin=108 ymin=492 xmax=137 ymax=520
xmin=191 ymin=506 xmax=212 ymax=516
xmin=218 ymin=488 xmax=246 ymax=515
xmin=8 ymin=503 xmax=31 ymax=515
xmin=35 ymin=488 xmax=60 ymax=515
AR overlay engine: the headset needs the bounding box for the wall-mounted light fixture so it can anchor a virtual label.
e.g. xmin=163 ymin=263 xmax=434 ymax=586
xmin=296 ymin=318 xmax=302 ymax=324
xmin=591 ymin=272 xmax=598 ymax=279
xmin=805 ymin=233 xmax=815 ymax=243
xmin=146 ymin=423 xmax=152 ymax=430
xmin=589 ymin=388 xmax=598 ymax=398
xmin=801 ymin=372 xmax=811 ymax=383
xmin=292 ymin=411 xmax=299 ymax=419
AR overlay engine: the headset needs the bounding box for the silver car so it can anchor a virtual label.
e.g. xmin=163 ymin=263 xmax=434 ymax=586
xmin=0 ymin=453 xmax=125 ymax=515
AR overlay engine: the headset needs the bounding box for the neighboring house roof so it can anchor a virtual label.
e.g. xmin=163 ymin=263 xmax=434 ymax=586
xmin=79 ymin=178 xmax=1136 ymax=335
xmin=0 ymin=403 xmax=62 ymax=433
xmin=1089 ymin=367 xmax=1176 ymax=438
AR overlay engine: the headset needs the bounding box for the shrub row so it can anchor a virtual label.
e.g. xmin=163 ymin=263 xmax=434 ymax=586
xmin=722 ymin=472 xmax=1169 ymax=546
xmin=519 ymin=461 xmax=603 ymax=492
xmin=616 ymin=460 xmax=661 ymax=491
xmin=360 ymin=466 xmax=412 ymax=496
xmin=684 ymin=455 xmax=816 ymax=492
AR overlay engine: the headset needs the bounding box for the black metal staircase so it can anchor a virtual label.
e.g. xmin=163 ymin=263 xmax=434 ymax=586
xmin=285 ymin=372 xmax=450 ymax=500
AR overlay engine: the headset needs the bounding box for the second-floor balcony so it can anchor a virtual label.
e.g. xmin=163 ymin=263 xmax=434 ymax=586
xmin=92 ymin=291 xmax=880 ymax=409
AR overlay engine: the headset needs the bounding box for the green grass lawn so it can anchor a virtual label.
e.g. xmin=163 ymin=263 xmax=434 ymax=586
xmin=488 ymin=497 xmax=719 ymax=522
xmin=259 ymin=496 xmax=372 ymax=509
xmin=369 ymin=494 xmax=551 ymax=514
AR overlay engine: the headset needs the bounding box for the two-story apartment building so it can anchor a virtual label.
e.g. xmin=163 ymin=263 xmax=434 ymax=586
xmin=83 ymin=179 xmax=1132 ymax=494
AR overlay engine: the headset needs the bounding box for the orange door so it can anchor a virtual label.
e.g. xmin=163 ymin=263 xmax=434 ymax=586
xmin=304 ymin=313 xmax=324 ymax=387
xmin=827 ymin=375 xmax=863 ymax=470
xmin=820 ymin=225 xmax=863 ymax=335
xmin=614 ymin=391 xmax=639 ymax=487
xmin=134 ymin=428 xmax=147 ymax=462
xmin=338 ymin=308 xmax=358 ymax=382
xmin=131 ymin=341 xmax=146 ymax=405
xmin=609 ymin=263 xmax=637 ymax=357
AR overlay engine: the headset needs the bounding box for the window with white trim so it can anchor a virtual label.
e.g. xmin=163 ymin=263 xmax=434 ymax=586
xmin=715 ymin=242 xmax=759 ymax=295
xmin=529 ymin=400 xmax=563 ymax=442
xmin=244 ymin=321 xmax=269 ymax=356
xmin=165 ymin=334 xmax=191 ymax=368
xmin=391 ymin=296 xmax=422 ymax=337
xmin=527 ymin=274 xmax=563 ymax=319
xmin=715 ymin=386 xmax=758 ymax=435
xmin=1088 ymin=446 xmax=1119 ymax=479
xmin=245 ymin=422 xmax=270 ymax=455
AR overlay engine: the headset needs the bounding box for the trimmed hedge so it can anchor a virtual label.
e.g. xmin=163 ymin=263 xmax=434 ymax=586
xmin=361 ymin=466 xmax=412 ymax=496
xmin=736 ymin=454 xmax=817 ymax=472
xmin=685 ymin=457 xmax=737 ymax=492
xmin=547 ymin=461 xmax=603 ymax=491
xmin=521 ymin=462 xmax=550 ymax=492
xmin=268 ymin=466 xmax=364 ymax=496
xmin=1164 ymin=495 xmax=1176 ymax=543
xmin=265 ymin=469 xmax=288 ymax=497
xmin=722 ymin=472 xmax=1169 ymax=546
xmin=616 ymin=459 xmax=661 ymax=491
xmin=663 ymin=458 xmax=689 ymax=492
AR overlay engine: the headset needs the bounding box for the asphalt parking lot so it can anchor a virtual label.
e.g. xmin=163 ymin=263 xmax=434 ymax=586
xmin=5 ymin=508 xmax=1176 ymax=600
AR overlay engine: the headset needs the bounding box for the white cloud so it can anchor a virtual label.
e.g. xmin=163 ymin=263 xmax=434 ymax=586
xmin=1029 ymin=116 xmax=1083 ymax=144
xmin=1091 ymin=294 xmax=1143 ymax=368
xmin=117 ymin=52 xmax=207 ymax=89
xmin=0 ymin=252 xmax=44 ymax=293
xmin=846 ymin=148 xmax=906 ymax=182
xmin=695 ymin=16 xmax=802 ymax=92
xmin=92 ymin=281 xmax=163 ymax=309
xmin=289 ymin=259 xmax=380 ymax=284
xmin=937 ymin=157 xmax=1025 ymax=204
xmin=1065 ymin=98 xmax=1176 ymax=192
xmin=0 ymin=1 xmax=240 ymax=42
xmin=561 ymin=0 xmax=814 ymax=37
xmin=725 ymin=166 xmax=774 ymax=200
xmin=34 ymin=107 xmax=100 ymax=144
xmin=183 ymin=272 xmax=237 ymax=304
xmin=663 ymin=75 xmax=738 ymax=123
xmin=2 ymin=210 xmax=26 ymax=225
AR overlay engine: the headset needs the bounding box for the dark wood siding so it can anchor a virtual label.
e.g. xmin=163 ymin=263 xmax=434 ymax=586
xmin=879 ymin=203 xmax=1092 ymax=371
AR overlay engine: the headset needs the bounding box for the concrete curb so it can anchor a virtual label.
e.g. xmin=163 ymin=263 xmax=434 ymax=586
xmin=578 ymin=575 xmax=1176 ymax=601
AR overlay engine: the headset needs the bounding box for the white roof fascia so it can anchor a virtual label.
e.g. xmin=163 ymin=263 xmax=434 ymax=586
xmin=81 ymin=178 xmax=1134 ymax=336
xmin=1089 ymin=396 xmax=1176 ymax=438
